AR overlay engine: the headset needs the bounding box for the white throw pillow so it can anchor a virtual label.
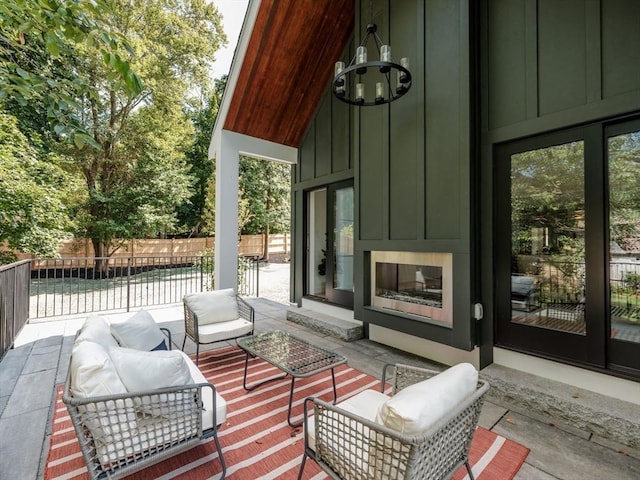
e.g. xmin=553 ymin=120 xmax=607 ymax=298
xmin=110 ymin=309 xmax=167 ymax=351
xmin=183 ymin=288 xmax=239 ymax=325
xmin=376 ymin=363 xmax=478 ymax=435
xmin=69 ymin=341 xmax=138 ymax=463
xmin=70 ymin=341 xmax=128 ymax=398
xmin=75 ymin=314 xmax=119 ymax=348
xmin=107 ymin=346 xmax=193 ymax=393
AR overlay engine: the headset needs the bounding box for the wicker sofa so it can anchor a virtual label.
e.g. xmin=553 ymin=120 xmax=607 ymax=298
xmin=63 ymin=311 xmax=227 ymax=480
xmin=298 ymin=362 xmax=489 ymax=480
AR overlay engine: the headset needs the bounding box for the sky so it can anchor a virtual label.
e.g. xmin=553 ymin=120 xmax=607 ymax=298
xmin=210 ymin=0 xmax=250 ymax=78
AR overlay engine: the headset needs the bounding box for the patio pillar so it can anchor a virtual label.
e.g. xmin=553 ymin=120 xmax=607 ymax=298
xmin=213 ymin=130 xmax=241 ymax=290
xmin=210 ymin=130 xmax=298 ymax=292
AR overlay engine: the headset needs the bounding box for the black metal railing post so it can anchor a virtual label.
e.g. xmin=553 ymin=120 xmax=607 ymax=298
xmin=255 ymin=257 xmax=260 ymax=297
xmin=126 ymin=257 xmax=131 ymax=312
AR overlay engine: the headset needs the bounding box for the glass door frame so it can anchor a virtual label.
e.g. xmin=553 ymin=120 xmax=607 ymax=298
xmin=325 ymin=180 xmax=354 ymax=308
xmin=303 ymin=180 xmax=354 ymax=309
xmin=606 ymin=118 xmax=640 ymax=374
xmin=494 ymin=125 xmax=606 ymax=367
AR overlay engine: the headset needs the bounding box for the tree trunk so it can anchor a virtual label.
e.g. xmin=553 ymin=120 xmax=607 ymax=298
xmin=91 ymin=238 xmax=110 ymax=278
xmin=263 ymin=225 xmax=270 ymax=262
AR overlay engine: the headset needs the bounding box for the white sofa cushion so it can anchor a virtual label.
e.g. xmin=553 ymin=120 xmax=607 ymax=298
xmin=70 ymin=341 xmax=138 ymax=465
xmin=182 ymin=351 xmax=226 ymax=430
xmin=75 ymin=315 xmax=119 ymax=349
xmin=70 ymin=341 xmax=128 ymax=398
xmin=198 ymin=318 xmax=254 ymax=343
xmin=184 ymin=289 xmax=239 ymax=325
xmin=376 ymin=363 xmax=478 ymax=435
xmin=110 ymin=309 xmax=168 ymax=351
xmin=107 ymin=346 xmax=193 ymax=393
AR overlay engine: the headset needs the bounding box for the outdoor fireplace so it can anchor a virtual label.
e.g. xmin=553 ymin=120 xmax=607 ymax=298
xmin=370 ymin=251 xmax=453 ymax=326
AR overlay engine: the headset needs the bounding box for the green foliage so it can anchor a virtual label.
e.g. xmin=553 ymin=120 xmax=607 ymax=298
xmin=239 ymin=156 xmax=291 ymax=235
xmin=197 ymin=248 xmax=215 ymax=290
xmin=609 ymin=132 xmax=640 ymax=253
xmin=0 ymin=0 xmax=144 ymax=146
xmin=624 ymin=272 xmax=640 ymax=292
xmin=51 ymin=0 xmax=227 ymax=255
xmin=178 ymin=77 xmax=227 ymax=235
xmin=511 ymin=141 xmax=586 ymax=262
xmin=0 ymin=113 xmax=74 ymax=257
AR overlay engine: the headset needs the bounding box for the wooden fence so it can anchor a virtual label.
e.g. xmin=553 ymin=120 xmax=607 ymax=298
xmin=10 ymin=234 xmax=290 ymax=266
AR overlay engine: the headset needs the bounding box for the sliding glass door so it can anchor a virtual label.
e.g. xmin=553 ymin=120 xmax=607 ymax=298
xmin=305 ymin=180 xmax=354 ymax=308
xmin=495 ymin=118 xmax=640 ymax=377
xmin=607 ymin=121 xmax=640 ymax=374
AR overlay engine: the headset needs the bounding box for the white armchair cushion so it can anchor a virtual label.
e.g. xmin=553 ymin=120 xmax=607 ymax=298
xmin=182 ymin=351 xmax=226 ymax=430
xmin=307 ymin=389 xmax=390 ymax=453
xmin=107 ymin=346 xmax=193 ymax=393
xmin=75 ymin=315 xmax=119 ymax=349
xmin=376 ymin=363 xmax=478 ymax=435
xmin=184 ymin=288 xmax=239 ymax=325
xmin=110 ymin=309 xmax=168 ymax=351
xmin=198 ymin=318 xmax=254 ymax=343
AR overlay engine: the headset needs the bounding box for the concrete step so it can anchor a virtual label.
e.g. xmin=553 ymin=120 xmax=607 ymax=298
xmin=286 ymin=307 xmax=363 ymax=342
xmin=481 ymin=364 xmax=640 ymax=450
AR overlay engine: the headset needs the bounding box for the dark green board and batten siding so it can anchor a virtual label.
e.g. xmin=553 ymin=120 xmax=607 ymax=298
xmin=292 ymin=0 xmax=477 ymax=352
xmin=484 ymin=0 xmax=640 ymax=142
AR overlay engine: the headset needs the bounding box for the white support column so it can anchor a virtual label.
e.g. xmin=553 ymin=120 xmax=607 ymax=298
xmin=213 ymin=131 xmax=240 ymax=290
xmin=210 ymin=130 xmax=298 ymax=292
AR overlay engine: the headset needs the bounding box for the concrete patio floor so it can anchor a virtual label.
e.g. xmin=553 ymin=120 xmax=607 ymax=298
xmin=1 ymin=297 xmax=639 ymax=479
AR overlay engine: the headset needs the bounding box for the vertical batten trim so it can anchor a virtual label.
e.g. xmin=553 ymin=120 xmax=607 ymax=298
xmin=524 ymin=0 xmax=539 ymax=119
xmin=585 ymin=0 xmax=602 ymax=103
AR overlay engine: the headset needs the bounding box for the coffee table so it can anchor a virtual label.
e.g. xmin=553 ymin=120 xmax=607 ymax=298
xmin=237 ymin=330 xmax=347 ymax=427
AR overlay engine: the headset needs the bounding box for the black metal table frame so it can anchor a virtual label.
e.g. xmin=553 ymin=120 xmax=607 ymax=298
xmin=237 ymin=331 xmax=347 ymax=427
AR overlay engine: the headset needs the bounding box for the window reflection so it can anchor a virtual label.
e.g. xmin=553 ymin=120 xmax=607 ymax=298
xmin=608 ymin=130 xmax=640 ymax=344
xmin=510 ymin=141 xmax=586 ymax=335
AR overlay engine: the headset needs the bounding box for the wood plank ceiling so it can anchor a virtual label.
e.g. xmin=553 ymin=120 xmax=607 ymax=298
xmin=224 ymin=0 xmax=354 ymax=147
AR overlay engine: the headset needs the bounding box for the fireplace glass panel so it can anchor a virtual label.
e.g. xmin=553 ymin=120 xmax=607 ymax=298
xmin=375 ymin=262 xmax=443 ymax=309
xmin=370 ymin=251 xmax=452 ymax=326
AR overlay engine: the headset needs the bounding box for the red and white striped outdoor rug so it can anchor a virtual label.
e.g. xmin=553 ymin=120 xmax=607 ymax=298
xmin=45 ymin=346 xmax=529 ymax=479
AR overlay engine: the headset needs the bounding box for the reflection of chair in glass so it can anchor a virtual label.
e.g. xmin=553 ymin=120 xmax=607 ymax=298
xmin=544 ymin=301 xmax=585 ymax=323
xmin=511 ymin=275 xmax=536 ymax=311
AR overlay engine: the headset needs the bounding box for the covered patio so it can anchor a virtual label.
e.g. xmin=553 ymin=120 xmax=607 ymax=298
xmin=1 ymin=297 xmax=638 ymax=479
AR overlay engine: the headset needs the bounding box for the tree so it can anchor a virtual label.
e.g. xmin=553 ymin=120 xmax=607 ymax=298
xmin=0 ymin=0 xmax=143 ymax=146
xmin=52 ymin=0 xmax=226 ymax=274
xmin=239 ymin=157 xmax=291 ymax=260
xmin=0 ymin=113 xmax=76 ymax=262
xmin=179 ymin=76 xmax=227 ymax=235
xmin=609 ymin=132 xmax=640 ymax=253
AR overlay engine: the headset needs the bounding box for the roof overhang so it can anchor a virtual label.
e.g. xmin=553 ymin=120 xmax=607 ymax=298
xmin=210 ymin=0 xmax=354 ymax=157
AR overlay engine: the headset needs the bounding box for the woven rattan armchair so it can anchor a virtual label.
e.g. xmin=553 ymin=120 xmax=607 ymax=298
xmin=298 ymin=363 xmax=490 ymax=480
xmin=63 ymin=379 xmax=227 ymax=480
xmin=182 ymin=289 xmax=255 ymax=364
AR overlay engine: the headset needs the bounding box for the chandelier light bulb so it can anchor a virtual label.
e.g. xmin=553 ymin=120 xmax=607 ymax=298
xmin=355 ymin=83 xmax=365 ymax=103
xmin=375 ymin=82 xmax=384 ymax=104
xmin=380 ymin=45 xmax=391 ymax=73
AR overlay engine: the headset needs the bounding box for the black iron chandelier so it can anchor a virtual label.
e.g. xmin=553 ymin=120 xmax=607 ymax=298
xmin=333 ymin=23 xmax=412 ymax=106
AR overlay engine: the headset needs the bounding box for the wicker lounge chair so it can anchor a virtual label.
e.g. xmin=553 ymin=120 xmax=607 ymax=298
xmin=182 ymin=288 xmax=255 ymax=364
xmin=298 ymin=363 xmax=490 ymax=480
